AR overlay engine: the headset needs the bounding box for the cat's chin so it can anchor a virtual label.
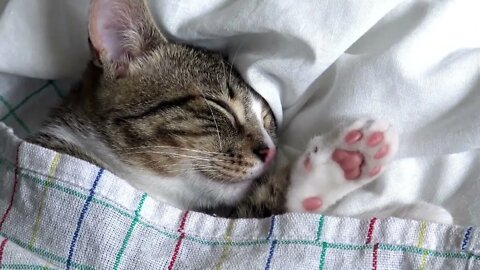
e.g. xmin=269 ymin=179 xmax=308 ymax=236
xmin=120 ymin=167 xmax=254 ymax=210
xmin=197 ymin=165 xmax=265 ymax=184
xmin=117 ymin=159 xmax=267 ymax=210
xmin=35 ymin=123 xmax=252 ymax=210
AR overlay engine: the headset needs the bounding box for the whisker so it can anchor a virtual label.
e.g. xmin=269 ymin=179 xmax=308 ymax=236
xmin=228 ymin=39 xmax=247 ymax=84
xmin=169 ymin=169 xmax=218 ymax=173
xmin=199 ymin=90 xmax=223 ymax=151
xmin=121 ymin=150 xmax=229 ymax=162
xmin=115 ymin=145 xmax=225 ymax=155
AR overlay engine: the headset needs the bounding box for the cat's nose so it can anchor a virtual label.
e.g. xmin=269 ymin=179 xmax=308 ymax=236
xmin=253 ymin=145 xmax=276 ymax=165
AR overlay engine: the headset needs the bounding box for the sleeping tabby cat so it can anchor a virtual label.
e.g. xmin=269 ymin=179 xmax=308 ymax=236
xmin=28 ymin=0 xmax=398 ymax=218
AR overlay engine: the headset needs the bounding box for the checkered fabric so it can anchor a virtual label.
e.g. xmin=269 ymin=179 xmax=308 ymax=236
xmin=1 ymin=75 xmax=480 ymax=269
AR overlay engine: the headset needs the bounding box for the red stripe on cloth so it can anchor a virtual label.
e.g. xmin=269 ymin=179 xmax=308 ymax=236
xmin=372 ymin=243 xmax=379 ymax=270
xmin=365 ymin=217 xmax=378 ymax=244
xmin=167 ymin=211 xmax=189 ymax=270
xmin=0 ymin=145 xmax=21 ymax=231
xmin=0 ymin=238 xmax=8 ymax=264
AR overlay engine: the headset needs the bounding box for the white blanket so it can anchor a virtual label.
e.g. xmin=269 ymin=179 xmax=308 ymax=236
xmin=0 ymin=0 xmax=479 ymax=225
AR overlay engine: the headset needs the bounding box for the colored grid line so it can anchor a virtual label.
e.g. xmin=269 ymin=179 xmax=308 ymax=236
xmin=264 ymin=239 xmax=277 ymax=270
xmin=1 ymin=161 xmax=480 ymax=268
xmin=318 ymin=241 xmax=327 ymax=270
xmin=417 ymin=221 xmax=428 ymax=270
xmin=0 ymin=264 xmax=51 ymax=270
xmin=113 ymin=193 xmax=148 ymax=270
xmin=214 ymin=219 xmax=235 ymax=270
xmin=461 ymin=226 xmax=473 ymax=250
xmin=0 ymin=96 xmax=30 ymax=134
xmin=366 ymin=217 xmax=378 ymax=244
xmin=419 ymin=250 xmax=428 ymax=270
xmin=417 ymin=221 xmax=427 ymax=248
xmin=167 ymin=211 xmax=189 ymax=270
xmin=0 ymin=81 xmax=51 ymax=122
xmin=315 ymin=215 xmax=324 ymax=242
xmin=0 ymin=146 xmax=20 ymax=231
xmin=0 ymin=239 xmax=8 ymax=265
xmin=266 ymin=216 xmax=276 ymax=240
xmin=264 ymin=215 xmax=277 ymax=269
xmin=372 ymin=243 xmax=379 ymax=270
xmin=0 ymin=232 xmax=93 ymax=270
xmin=29 ymin=153 xmax=61 ymax=248
xmin=49 ymin=81 xmax=65 ymax=99
xmin=65 ymin=168 xmax=103 ymax=270
xmin=8 ymin=161 xmax=480 ymax=260
xmin=7 ymin=162 xmax=480 ymax=260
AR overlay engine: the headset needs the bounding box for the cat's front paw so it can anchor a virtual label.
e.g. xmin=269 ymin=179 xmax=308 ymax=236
xmin=331 ymin=119 xmax=399 ymax=180
xmin=286 ymin=119 xmax=399 ymax=213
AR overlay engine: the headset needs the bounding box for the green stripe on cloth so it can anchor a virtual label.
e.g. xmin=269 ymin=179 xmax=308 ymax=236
xmin=0 ymin=264 xmax=52 ymax=270
xmin=29 ymin=153 xmax=61 ymax=248
xmin=315 ymin=215 xmax=325 ymax=242
xmin=113 ymin=193 xmax=147 ymax=270
xmin=318 ymin=241 xmax=327 ymax=270
xmin=0 ymin=96 xmax=30 ymax=134
xmin=49 ymin=81 xmax=65 ymax=99
xmin=0 ymin=81 xmax=51 ymax=122
xmin=0 ymin=232 xmax=93 ymax=270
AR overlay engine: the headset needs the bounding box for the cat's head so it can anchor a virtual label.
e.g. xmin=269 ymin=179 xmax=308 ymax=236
xmin=82 ymin=0 xmax=277 ymax=203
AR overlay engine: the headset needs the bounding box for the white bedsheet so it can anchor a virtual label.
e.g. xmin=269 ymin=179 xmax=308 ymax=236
xmin=0 ymin=0 xmax=479 ymax=225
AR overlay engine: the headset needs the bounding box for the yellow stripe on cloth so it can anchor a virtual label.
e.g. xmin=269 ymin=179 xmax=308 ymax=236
xmin=417 ymin=221 xmax=428 ymax=270
xmin=215 ymin=219 xmax=235 ymax=270
xmin=29 ymin=153 xmax=61 ymax=248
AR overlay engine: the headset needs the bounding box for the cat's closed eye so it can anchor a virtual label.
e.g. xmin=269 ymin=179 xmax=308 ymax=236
xmin=205 ymin=98 xmax=238 ymax=129
xmin=29 ymin=0 xmax=279 ymax=211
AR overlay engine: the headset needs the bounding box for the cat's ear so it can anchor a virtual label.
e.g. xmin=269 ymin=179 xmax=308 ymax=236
xmin=88 ymin=0 xmax=166 ymax=78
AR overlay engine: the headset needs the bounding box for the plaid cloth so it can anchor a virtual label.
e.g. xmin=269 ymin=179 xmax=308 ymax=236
xmin=0 ymin=75 xmax=480 ymax=269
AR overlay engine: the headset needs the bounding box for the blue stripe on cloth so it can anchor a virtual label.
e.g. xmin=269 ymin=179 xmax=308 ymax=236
xmin=66 ymin=168 xmax=104 ymax=269
xmin=264 ymin=239 xmax=277 ymax=270
xmin=266 ymin=216 xmax=275 ymax=241
xmin=461 ymin=226 xmax=473 ymax=251
xmin=264 ymin=216 xmax=277 ymax=270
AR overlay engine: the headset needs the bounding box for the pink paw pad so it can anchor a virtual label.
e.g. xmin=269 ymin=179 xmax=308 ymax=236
xmin=367 ymin=132 xmax=384 ymax=147
xmin=332 ymin=149 xmax=364 ymax=180
xmin=302 ymin=197 xmax=322 ymax=212
xmin=374 ymin=145 xmax=389 ymax=159
xmin=345 ymin=130 xmax=363 ymax=144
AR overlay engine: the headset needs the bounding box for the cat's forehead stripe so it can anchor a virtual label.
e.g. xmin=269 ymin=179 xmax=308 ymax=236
xmin=251 ymin=94 xmax=264 ymax=124
xmin=250 ymin=94 xmax=275 ymax=148
xmin=228 ymin=98 xmax=246 ymax=125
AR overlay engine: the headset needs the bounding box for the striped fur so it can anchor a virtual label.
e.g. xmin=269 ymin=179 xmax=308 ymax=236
xmin=29 ymin=0 xmax=285 ymax=217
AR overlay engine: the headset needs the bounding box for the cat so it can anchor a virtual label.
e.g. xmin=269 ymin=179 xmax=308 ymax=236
xmin=28 ymin=0 xmax=400 ymax=219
